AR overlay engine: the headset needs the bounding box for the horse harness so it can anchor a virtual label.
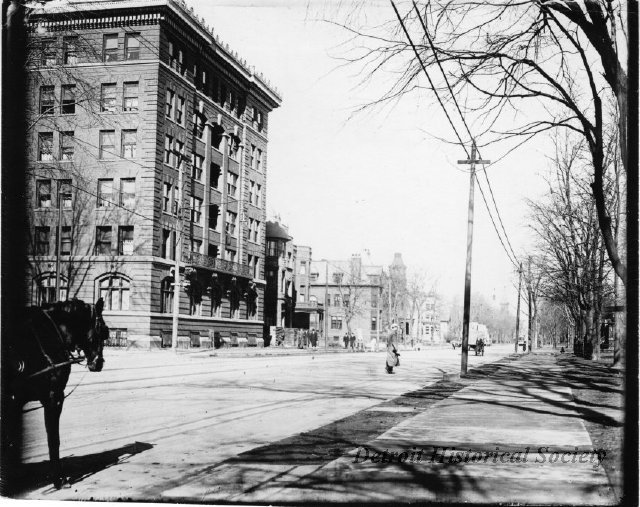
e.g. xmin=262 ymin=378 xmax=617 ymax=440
xmin=24 ymin=307 xmax=86 ymax=380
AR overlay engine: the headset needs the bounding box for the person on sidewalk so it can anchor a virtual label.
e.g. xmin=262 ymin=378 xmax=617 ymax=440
xmin=385 ymin=324 xmax=400 ymax=374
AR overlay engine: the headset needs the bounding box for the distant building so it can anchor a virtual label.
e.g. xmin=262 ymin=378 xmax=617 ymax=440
xmin=420 ymin=292 xmax=442 ymax=343
xmin=292 ymin=245 xmax=323 ymax=331
xmin=310 ymin=255 xmax=383 ymax=347
xmin=387 ymin=253 xmax=411 ymax=336
xmin=264 ymin=220 xmax=295 ymax=337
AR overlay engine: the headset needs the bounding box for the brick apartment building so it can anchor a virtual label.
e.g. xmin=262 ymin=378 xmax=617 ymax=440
xmin=25 ymin=0 xmax=281 ymax=348
xmin=309 ymin=255 xmax=383 ymax=347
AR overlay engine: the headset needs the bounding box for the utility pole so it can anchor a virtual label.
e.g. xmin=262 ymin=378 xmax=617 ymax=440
xmin=171 ymin=147 xmax=186 ymax=351
xmin=457 ymin=140 xmax=490 ymax=374
xmin=324 ymin=259 xmax=329 ymax=349
xmin=515 ymin=263 xmax=523 ymax=353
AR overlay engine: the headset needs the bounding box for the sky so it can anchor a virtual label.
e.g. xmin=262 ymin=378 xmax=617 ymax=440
xmin=188 ymin=0 xmax=551 ymax=310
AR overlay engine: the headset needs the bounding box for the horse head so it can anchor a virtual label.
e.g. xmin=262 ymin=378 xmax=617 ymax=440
xmin=86 ymin=298 xmax=109 ymax=372
xmin=47 ymin=298 xmax=109 ymax=372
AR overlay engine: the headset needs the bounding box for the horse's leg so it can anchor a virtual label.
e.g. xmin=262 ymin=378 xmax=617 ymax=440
xmin=43 ymin=391 xmax=67 ymax=488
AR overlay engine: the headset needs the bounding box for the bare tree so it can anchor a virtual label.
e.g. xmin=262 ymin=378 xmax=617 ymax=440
xmin=335 ymin=273 xmax=368 ymax=338
xmin=406 ymin=271 xmax=428 ymax=338
xmin=527 ymin=132 xmax=617 ymax=359
xmin=328 ymin=0 xmax=628 ymax=284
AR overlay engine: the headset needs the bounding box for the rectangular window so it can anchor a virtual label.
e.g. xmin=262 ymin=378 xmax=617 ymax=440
xmin=371 ymin=316 xmax=378 ymax=331
xmin=121 ymin=129 xmax=137 ymax=158
xmin=162 ymin=181 xmax=172 ymax=213
xmin=256 ymin=149 xmax=263 ymax=172
xmin=220 ymin=83 xmax=227 ymax=108
xmin=120 ymin=178 xmax=135 ymax=207
xmin=190 ymin=238 xmax=202 ymax=254
xmin=63 ymin=36 xmax=78 ymax=65
xmin=251 ymin=219 xmax=260 ymax=243
xmin=162 ymin=228 xmax=175 ymax=260
xmin=177 ymin=48 xmax=184 ymax=74
xmin=174 ymin=140 xmax=185 ymax=170
xmin=61 ymin=85 xmax=76 ymax=114
xmin=334 ymin=294 xmax=341 ymax=306
xmin=95 ymin=226 xmax=112 ymax=255
xmin=125 ymin=33 xmax=140 ymax=60
xmin=227 ymin=172 xmax=238 ymax=197
xmin=97 ymin=179 xmax=114 ymax=207
xmin=35 ymin=226 xmax=50 ymax=255
xmin=165 ymin=88 xmax=174 ymax=118
xmin=225 ymin=210 xmax=237 ymax=236
xmin=331 ymin=316 xmax=342 ymax=330
xmin=168 ymin=40 xmax=175 ymax=67
xmin=255 ymin=183 xmax=262 ymax=207
xmin=123 ymin=81 xmax=138 ymax=111
xmin=192 ymin=154 xmax=204 ymax=181
xmin=103 ymin=34 xmax=118 ymax=62
xmin=208 ymin=243 xmax=218 ymax=258
xmin=164 ymin=135 xmax=173 ymax=165
xmin=210 ymin=162 xmax=221 ymax=189
xmin=101 ymin=83 xmax=116 ymax=112
xmin=176 ymin=95 xmax=185 ymax=125
xmin=225 ymin=249 xmax=236 ymax=263
xmin=228 ymin=89 xmax=236 ymax=114
xmin=172 ymin=185 xmax=179 ymax=215
xmin=39 ymin=86 xmax=55 ymax=114
xmin=38 ymin=132 xmax=53 ymax=161
xmin=118 ymin=226 xmax=134 ymax=255
xmin=250 ymin=145 xmax=257 ymax=169
xmin=257 ymin=111 xmax=264 ymax=131
xmin=58 ymin=179 xmax=72 ymax=208
xmin=41 ymin=39 xmax=56 ymax=67
xmin=208 ymin=204 xmax=219 ymax=230
xmin=343 ymin=295 xmax=350 ymax=308
xmin=190 ymin=196 xmax=202 ymax=224
xmin=36 ymin=179 xmax=52 ymax=208
xmin=60 ymin=131 xmax=74 ymax=160
xmin=99 ymin=130 xmax=116 ymax=159
xmin=60 ymin=226 xmax=72 ymax=256
xmin=248 ymin=181 xmax=255 ymax=205
xmin=252 ymin=256 xmax=260 ymax=279
xmin=200 ymin=69 xmax=208 ymax=92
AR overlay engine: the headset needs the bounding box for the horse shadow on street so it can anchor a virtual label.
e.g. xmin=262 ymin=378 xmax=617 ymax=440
xmin=14 ymin=441 xmax=153 ymax=495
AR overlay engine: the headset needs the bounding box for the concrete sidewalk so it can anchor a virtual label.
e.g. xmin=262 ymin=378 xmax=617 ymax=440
xmin=163 ymin=352 xmax=617 ymax=504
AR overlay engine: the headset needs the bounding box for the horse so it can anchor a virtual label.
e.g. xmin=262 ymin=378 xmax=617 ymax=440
xmin=8 ymin=298 xmax=109 ymax=489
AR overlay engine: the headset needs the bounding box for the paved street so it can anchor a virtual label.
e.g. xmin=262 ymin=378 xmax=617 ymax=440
xmin=18 ymin=344 xmax=510 ymax=500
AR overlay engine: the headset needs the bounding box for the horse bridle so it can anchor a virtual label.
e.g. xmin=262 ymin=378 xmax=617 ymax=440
xmin=26 ymin=305 xmax=92 ymax=380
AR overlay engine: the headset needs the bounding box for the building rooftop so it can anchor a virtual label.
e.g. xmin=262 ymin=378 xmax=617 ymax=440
xmin=265 ymin=221 xmax=292 ymax=241
xmin=310 ymin=259 xmax=383 ymax=286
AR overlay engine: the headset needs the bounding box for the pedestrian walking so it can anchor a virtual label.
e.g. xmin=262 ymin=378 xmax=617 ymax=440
xmin=349 ymin=333 xmax=356 ymax=351
xmin=343 ymin=334 xmax=349 ymax=349
xmin=385 ymin=324 xmax=400 ymax=374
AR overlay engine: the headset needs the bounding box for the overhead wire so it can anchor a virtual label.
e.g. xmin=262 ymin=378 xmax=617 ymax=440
xmin=396 ymin=0 xmax=520 ymax=268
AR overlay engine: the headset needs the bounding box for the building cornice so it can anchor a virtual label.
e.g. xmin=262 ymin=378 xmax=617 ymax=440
xmin=28 ymin=0 xmax=281 ymax=108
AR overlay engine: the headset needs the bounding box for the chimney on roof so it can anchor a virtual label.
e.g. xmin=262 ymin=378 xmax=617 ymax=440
xmin=350 ymin=254 xmax=362 ymax=280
